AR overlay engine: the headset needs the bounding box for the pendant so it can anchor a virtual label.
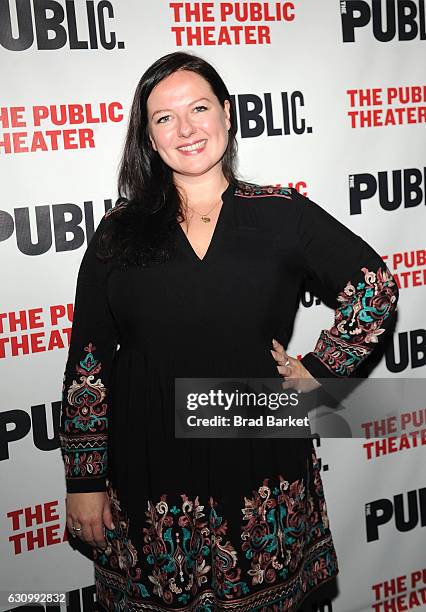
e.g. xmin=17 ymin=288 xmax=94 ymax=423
xmin=201 ymin=216 xmax=211 ymax=223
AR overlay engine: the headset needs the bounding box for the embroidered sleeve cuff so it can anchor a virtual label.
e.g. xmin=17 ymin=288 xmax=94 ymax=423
xmin=300 ymin=352 xmax=344 ymax=380
xmin=301 ymin=266 xmax=398 ymax=378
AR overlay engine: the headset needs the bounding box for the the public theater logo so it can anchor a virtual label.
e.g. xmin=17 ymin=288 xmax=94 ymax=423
xmin=229 ymin=90 xmax=312 ymax=138
xmin=0 ymin=103 xmax=124 ymax=154
xmin=340 ymin=0 xmax=426 ymax=42
xmin=361 ymin=407 xmax=426 ymax=460
xmin=385 ymin=328 xmax=426 ymax=373
xmin=346 ymin=86 xmax=425 ymax=129
xmin=0 ymin=199 xmax=112 ymax=255
xmin=168 ymin=1 xmax=295 ymax=46
xmin=0 ymin=304 xmax=73 ymax=358
xmin=381 ymin=249 xmax=426 ymax=291
xmin=371 ymin=568 xmax=426 ymax=611
xmin=348 ymin=167 xmax=426 ymax=214
xmin=0 ymin=0 xmax=125 ymax=51
xmin=365 ymin=486 xmax=426 ymax=542
xmin=0 ymin=399 xmax=61 ymax=461
xmin=7 ymin=499 xmax=68 ymax=554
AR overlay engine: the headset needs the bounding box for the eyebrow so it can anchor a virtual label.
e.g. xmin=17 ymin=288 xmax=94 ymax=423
xmin=151 ymin=97 xmax=211 ymax=119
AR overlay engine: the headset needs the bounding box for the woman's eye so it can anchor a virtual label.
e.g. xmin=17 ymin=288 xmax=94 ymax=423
xmin=157 ymin=115 xmax=170 ymax=124
xmin=156 ymin=106 xmax=207 ymax=124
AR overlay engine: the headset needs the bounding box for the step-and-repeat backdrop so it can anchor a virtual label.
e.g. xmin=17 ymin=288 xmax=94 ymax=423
xmin=1 ymin=1 xmax=425 ymax=611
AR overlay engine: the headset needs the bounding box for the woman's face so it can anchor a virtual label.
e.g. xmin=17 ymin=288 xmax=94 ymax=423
xmin=147 ymin=69 xmax=231 ymax=180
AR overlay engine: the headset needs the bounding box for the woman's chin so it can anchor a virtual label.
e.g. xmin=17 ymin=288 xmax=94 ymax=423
xmin=173 ymin=159 xmax=220 ymax=177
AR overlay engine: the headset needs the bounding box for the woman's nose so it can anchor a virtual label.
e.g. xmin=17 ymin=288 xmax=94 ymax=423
xmin=177 ymin=115 xmax=195 ymax=138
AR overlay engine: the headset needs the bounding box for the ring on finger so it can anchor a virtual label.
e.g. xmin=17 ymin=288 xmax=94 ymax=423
xmin=70 ymin=525 xmax=82 ymax=537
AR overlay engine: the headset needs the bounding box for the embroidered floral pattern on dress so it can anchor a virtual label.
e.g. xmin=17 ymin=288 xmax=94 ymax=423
xmin=94 ymin=483 xmax=151 ymax=606
xmin=305 ymin=450 xmax=329 ymax=546
xmin=60 ymin=342 xmax=108 ymax=479
xmin=208 ymin=497 xmax=249 ymax=600
xmin=142 ymin=494 xmax=212 ymax=605
xmin=141 ymin=493 xmax=249 ymax=606
xmin=241 ymin=476 xmax=306 ymax=587
xmin=94 ymin=454 xmax=338 ymax=611
xmin=311 ymin=266 xmax=398 ymax=376
xmin=235 ymin=182 xmax=292 ymax=199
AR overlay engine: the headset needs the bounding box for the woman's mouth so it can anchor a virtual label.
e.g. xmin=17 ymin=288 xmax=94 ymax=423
xmin=177 ymin=139 xmax=207 ymax=155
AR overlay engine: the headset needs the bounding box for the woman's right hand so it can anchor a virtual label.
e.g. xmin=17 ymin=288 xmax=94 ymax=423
xmin=65 ymin=491 xmax=115 ymax=550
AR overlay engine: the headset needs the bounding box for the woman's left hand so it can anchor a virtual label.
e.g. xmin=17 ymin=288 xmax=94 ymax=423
xmin=270 ymin=338 xmax=321 ymax=393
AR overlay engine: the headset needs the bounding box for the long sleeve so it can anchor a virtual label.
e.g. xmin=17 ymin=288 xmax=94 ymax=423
xmin=59 ymin=214 xmax=119 ymax=493
xmin=292 ymin=189 xmax=399 ymax=378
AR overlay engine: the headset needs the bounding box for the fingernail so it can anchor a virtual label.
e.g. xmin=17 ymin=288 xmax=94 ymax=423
xmin=272 ymin=338 xmax=278 ymax=345
xmin=111 ymin=522 xmax=115 ymax=529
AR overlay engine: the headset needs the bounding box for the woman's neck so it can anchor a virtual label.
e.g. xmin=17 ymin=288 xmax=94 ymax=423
xmin=173 ymin=169 xmax=229 ymax=208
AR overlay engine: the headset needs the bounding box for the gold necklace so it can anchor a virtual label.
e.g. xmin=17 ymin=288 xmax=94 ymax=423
xmin=186 ymin=198 xmax=222 ymax=223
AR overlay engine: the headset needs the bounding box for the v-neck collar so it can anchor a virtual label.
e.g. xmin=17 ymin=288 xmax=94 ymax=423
xmin=177 ymin=180 xmax=236 ymax=264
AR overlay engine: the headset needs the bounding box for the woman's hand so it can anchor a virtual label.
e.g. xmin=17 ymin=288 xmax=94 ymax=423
xmin=65 ymin=491 xmax=115 ymax=550
xmin=270 ymin=338 xmax=321 ymax=393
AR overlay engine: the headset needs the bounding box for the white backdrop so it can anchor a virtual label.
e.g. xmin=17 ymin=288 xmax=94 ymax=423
xmin=1 ymin=1 xmax=425 ymax=610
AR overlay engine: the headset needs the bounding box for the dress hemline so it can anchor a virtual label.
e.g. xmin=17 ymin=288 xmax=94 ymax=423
xmin=95 ymin=532 xmax=338 ymax=611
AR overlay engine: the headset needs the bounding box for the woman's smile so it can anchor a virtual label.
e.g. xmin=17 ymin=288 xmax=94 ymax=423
xmin=177 ymin=139 xmax=207 ymax=155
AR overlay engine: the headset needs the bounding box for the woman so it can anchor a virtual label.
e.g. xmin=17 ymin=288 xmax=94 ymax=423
xmin=59 ymin=51 xmax=399 ymax=611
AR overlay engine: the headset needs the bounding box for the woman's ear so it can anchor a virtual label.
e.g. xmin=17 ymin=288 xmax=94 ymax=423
xmin=223 ymin=99 xmax=231 ymax=131
xmin=148 ymin=132 xmax=157 ymax=151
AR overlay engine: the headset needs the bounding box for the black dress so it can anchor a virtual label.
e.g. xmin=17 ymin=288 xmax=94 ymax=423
xmin=59 ymin=181 xmax=398 ymax=611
